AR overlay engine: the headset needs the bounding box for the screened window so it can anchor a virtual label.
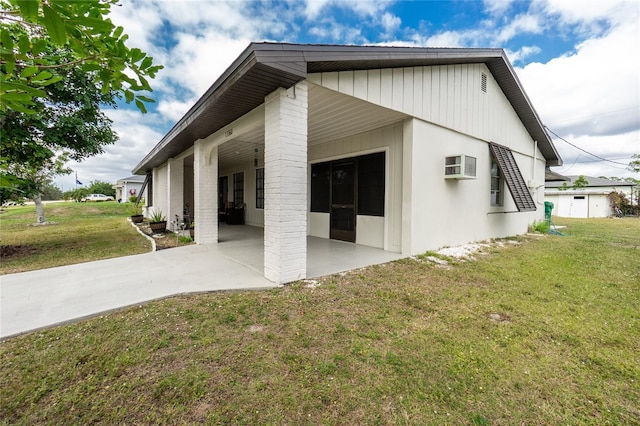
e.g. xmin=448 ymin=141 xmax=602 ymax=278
xmin=255 ymin=168 xmax=264 ymax=209
xmin=233 ymin=172 xmax=244 ymax=206
xmin=357 ymin=152 xmax=385 ymax=216
xmin=491 ymin=157 xmax=503 ymax=206
xmin=311 ymin=162 xmax=330 ymax=213
xmin=310 ymin=153 xmax=385 ymax=216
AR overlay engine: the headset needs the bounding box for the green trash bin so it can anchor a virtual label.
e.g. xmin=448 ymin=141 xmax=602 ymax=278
xmin=544 ymin=201 xmax=554 ymax=224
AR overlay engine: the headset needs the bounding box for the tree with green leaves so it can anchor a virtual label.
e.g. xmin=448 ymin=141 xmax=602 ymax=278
xmin=1 ymin=0 xmax=162 ymax=114
xmin=1 ymin=0 xmax=162 ymax=222
xmin=87 ymin=180 xmax=115 ymax=197
xmin=572 ymin=175 xmax=589 ymax=189
xmin=629 ymin=154 xmax=640 ymax=173
xmin=2 ymin=40 xmax=120 ymax=222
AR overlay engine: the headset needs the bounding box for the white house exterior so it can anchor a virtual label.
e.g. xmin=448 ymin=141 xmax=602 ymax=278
xmin=114 ymin=175 xmax=146 ymax=203
xmin=133 ymin=43 xmax=562 ymax=284
xmin=545 ymin=176 xmax=636 ymax=218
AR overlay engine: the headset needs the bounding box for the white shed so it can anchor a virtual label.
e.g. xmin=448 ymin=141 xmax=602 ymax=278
xmin=545 ymin=176 xmax=636 ymax=218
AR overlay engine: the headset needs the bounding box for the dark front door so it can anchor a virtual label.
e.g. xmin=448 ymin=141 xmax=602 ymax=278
xmin=330 ymin=161 xmax=356 ymax=243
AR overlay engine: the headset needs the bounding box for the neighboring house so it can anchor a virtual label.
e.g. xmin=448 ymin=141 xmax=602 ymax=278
xmin=545 ymin=175 xmax=636 ymax=218
xmin=133 ymin=43 xmax=562 ymax=284
xmin=114 ymin=175 xmax=146 ymax=203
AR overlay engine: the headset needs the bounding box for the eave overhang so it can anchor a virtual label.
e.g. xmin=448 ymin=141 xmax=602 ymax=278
xmin=133 ymin=43 xmax=561 ymax=174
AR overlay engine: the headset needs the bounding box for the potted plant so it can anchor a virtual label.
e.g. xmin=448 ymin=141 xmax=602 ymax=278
xmin=189 ymin=221 xmax=195 ymax=238
xmin=149 ymin=209 xmax=167 ymax=232
xmin=127 ymin=203 xmax=144 ymax=223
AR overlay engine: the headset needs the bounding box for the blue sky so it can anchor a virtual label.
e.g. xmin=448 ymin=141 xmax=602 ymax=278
xmin=58 ymin=0 xmax=640 ymax=190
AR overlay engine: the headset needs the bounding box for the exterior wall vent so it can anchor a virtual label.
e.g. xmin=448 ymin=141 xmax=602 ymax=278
xmin=481 ymin=73 xmax=487 ymax=93
xmin=445 ymin=155 xmax=477 ymax=179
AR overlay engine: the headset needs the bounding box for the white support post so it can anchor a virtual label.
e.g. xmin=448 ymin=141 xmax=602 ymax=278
xmin=194 ymin=140 xmax=218 ymax=244
xmin=264 ymin=82 xmax=308 ymax=284
xmin=167 ymin=157 xmax=184 ymax=231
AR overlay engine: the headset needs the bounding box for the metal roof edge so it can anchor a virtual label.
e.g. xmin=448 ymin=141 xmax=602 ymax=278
xmin=133 ymin=42 xmax=562 ymax=174
xmin=133 ymin=43 xmax=263 ymax=174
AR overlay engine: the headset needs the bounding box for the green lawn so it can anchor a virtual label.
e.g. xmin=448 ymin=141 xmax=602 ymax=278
xmin=0 ymin=202 xmax=151 ymax=274
xmin=0 ymin=218 xmax=638 ymax=425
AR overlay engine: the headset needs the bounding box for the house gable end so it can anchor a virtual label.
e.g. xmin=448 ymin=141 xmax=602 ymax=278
xmin=134 ymin=43 xmax=561 ymax=176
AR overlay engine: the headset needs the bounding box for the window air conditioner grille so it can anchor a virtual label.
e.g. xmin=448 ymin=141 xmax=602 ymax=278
xmin=445 ymin=155 xmax=477 ymax=179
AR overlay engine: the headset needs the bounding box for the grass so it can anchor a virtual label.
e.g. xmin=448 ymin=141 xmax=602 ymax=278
xmin=1 ymin=217 xmax=639 ymax=425
xmin=0 ymin=202 xmax=151 ymax=274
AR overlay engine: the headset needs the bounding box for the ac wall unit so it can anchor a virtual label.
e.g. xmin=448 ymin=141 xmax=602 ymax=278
xmin=444 ymin=155 xmax=477 ymax=179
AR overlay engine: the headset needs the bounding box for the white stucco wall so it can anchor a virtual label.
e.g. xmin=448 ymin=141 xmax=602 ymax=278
xmin=402 ymin=118 xmax=545 ymax=255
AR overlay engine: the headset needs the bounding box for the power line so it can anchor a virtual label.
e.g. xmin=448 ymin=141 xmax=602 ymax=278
xmin=545 ymin=106 xmax=640 ymax=126
xmin=544 ymin=126 xmax=631 ymax=167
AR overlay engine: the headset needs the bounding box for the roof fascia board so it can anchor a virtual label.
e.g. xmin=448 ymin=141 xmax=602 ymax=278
xmin=133 ymin=44 xmax=262 ymax=174
xmin=134 ymin=43 xmax=562 ymax=174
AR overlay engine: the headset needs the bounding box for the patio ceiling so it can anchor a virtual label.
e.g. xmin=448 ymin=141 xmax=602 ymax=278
xmin=216 ymin=84 xmax=406 ymax=170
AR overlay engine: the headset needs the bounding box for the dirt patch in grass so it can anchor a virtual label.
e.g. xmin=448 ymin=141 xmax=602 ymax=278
xmin=0 ymin=245 xmax=40 ymax=258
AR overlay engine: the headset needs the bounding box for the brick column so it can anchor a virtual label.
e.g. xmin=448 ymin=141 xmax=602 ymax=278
xmin=264 ymin=82 xmax=308 ymax=284
xmin=167 ymin=157 xmax=184 ymax=229
xmin=194 ymin=140 xmax=218 ymax=244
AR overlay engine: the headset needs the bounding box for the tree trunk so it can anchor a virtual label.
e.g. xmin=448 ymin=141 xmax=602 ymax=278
xmin=34 ymin=193 xmax=46 ymax=224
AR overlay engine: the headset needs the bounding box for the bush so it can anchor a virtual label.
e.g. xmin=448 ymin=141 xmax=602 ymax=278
xmin=530 ymin=220 xmax=550 ymax=234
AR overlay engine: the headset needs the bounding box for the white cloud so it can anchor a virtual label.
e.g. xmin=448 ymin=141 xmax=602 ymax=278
xmin=495 ymin=13 xmax=543 ymax=43
xmin=543 ymin=0 xmax=630 ymax=24
xmin=517 ymin=4 xmax=640 ymax=177
xmin=56 ymin=111 xmax=165 ymax=190
xmin=380 ymin=12 xmax=401 ymax=39
xmin=550 ymin=131 xmax=639 ymax=178
xmin=157 ymin=98 xmax=197 ymax=123
xmin=506 ymin=45 xmax=541 ymax=63
xmin=483 ymin=0 xmax=517 ymax=16
xmin=164 ymin=32 xmax=250 ymax=98
xmin=55 ymin=0 xmax=640 ymax=189
xmin=304 ymin=0 xmax=332 ymax=20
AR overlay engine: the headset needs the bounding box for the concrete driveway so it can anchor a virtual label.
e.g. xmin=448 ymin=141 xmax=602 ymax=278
xmin=0 ymin=244 xmax=275 ymax=339
xmin=1 ymin=225 xmax=403 ymax=339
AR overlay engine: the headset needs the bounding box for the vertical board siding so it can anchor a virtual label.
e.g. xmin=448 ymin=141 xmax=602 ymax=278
xmin=338 ymin=71 xmax=354 ymax=96
xmin=412 ymin=67 xmax=423 ymax=117
xmin=368 ymin=69 xmax=381 ymax=104
xmin=354 ymin=70 xmax=368 ymax=99
xmin=380 ymin=69 xmax=393 ymax=109
xmin=311 ymin=63 xmax=535 ymax=150
xmin=403 ymin=67 xmax=414 ymax=115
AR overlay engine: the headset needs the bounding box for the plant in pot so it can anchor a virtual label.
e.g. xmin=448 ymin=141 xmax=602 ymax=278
xmin=149 ymin=210 xmax=167 ymax=232
xmin=189 ymin=221 xmax=195 ymax=238
xmin=127 ymin=203 xmax=144 ymax=223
